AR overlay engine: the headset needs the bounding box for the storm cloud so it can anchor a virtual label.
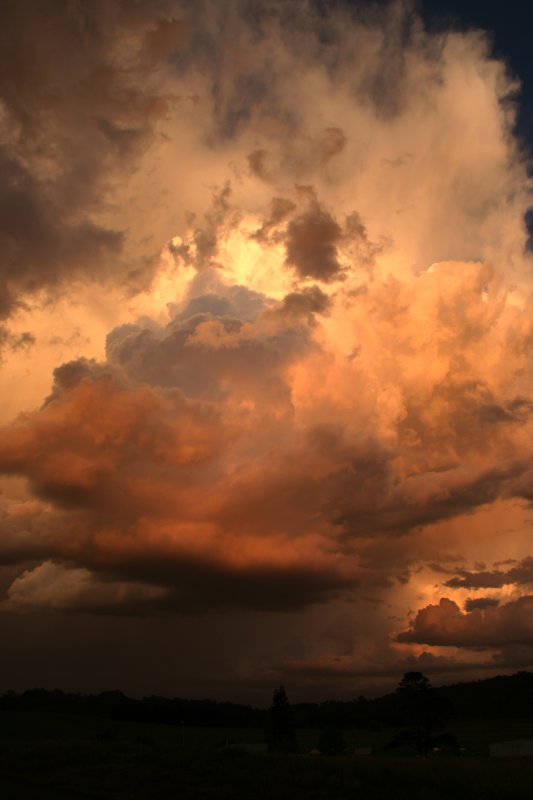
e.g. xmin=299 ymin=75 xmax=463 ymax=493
xmin=398 ymin=596 xmax=533 ymax=648
xmin=1 ymin=0 xmax=533 ymax=697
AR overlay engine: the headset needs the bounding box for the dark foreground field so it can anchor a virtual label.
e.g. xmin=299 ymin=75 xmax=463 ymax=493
xmin=1 ymin=711 xmax=533 ymax=799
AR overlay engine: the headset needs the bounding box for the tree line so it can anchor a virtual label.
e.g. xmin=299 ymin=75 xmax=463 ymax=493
xmin=2 ymin=671 xmax=533 ymax=733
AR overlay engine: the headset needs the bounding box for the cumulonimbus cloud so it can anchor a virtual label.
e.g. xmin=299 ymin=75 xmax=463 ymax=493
xmin=0 ymin=0 xmax=532 ymax=695
xmin=2 ymin=253 xmax=533 ymax=614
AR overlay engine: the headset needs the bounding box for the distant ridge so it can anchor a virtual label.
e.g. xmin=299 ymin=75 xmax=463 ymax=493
xmin=2 ymin=671 xmax=533 ymax=728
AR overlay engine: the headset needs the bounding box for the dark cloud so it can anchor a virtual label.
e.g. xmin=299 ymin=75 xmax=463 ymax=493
xmin=247 ymin=149 xmax=270 ymax=182
xmin=275 ymin=286 xmax=332 ymax=318
xmin=3 ymin=557 xmax=355 ymax=616
xmin=251 ymin=196 xmax=297 ymax=242
xmin=0 ymin=498 xmax=56 ymax=566
xmin=464 ymin=597 xmax=500 ymax=612
xmin=445 ymin=557 xmax=533 ymax=590
xmin=252 ymin=189 xmax=378 ymax=281
xmin=0 ymin=153 xmax=124 ymax=317
xmin=285 ymin=202 xmax=343 ymax=282
xmin=49 ymin=358 xmax=116 ymax=396
xmin=334 ymin=462 xmax=517 ymax=537
xmin=121 ymin=559 xmax=355 ymax=614
xmin=279 ymin=648 xmax=503 ymax=683
xmin=445 ymin=571 xmax=507 ymax=590
xmin=172 ymin=185 xmax=238 ymax=271
xmin=247 ymin=127 xmax=347 ymax=185
xmin=0 ymin=0 xmax=175 ymax=320
xmin=169 ymin=1 xmax=434 ymax=144
xmin=318 ymin=127 xmax=347 ymax=162
xmin=0 ymin=328 xmax=35 ymax=355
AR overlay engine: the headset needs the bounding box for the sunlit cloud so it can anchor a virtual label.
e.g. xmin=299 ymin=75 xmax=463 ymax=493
xmin=1 ymin=0 xmax=532 ymax=696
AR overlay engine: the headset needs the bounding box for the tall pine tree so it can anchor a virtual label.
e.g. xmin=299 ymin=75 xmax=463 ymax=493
xmin=267 ymin=685 xmax=297 ymax=752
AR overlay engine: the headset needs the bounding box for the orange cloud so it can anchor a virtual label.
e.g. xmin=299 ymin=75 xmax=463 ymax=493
xmin=1 ymin=0 xmax=533 ymax=694
xmin=398 ymin=596 xmax=533 ymax=648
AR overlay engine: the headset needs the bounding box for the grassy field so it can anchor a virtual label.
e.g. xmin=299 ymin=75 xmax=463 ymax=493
xmin=2 ymin=711 xmax=533 ymax=799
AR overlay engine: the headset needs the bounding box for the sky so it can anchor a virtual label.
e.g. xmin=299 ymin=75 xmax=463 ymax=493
xmin=1 ymin=0 xmax=533 ymax=703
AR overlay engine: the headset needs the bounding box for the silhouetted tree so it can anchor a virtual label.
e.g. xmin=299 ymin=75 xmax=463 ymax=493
xmin=397 ymin=672 xmax=432 ymax=696
xmin=394 ymin=672 xmax=449 ymax=755
xmin=267 ymin=685 xmax=297 ymax=752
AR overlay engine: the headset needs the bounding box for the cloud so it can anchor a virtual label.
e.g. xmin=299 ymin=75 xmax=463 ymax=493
xmin=398 ymin=596 xmax=533 ymax=648
xmin=464 ymin=597 xmax=500 ymax=611
xmin=278 ymin=648 xmax=501 ymax=684
xmin=3 ymin=255 xmax=533 ymax=614
xmin=285 ymin=201 xmax=344 ymax=282
xmin=2 ymin=558 xmax=354 ymax=615
xmin=0 ymin=0 xmax=533 ymax=694
xmin=105 ymin=280 xmax=314 ymax=401
xmin=1 ymin=0 xmax=528 ymax=326
xmin=0 ymin=496 xmax=55 ymax=565
xmin=0 ymin=0 xmax=181 ymax=322
xmin=3 ymin=561 xmax=167 ymax=615
xmin=0 ymin=328 xmax=35 ymax=355
xmin=444 ymin=557 xmax=533 ymax=589
xmin=0 ymin=337 xmax=360 ymax=611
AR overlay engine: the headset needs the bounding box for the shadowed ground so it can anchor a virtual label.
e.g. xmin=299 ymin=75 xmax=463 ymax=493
xmin=2 ymin=711 xmax=533 ymax=799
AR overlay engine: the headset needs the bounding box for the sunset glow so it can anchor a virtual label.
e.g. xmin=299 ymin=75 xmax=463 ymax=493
xmin=1 ymin=0 xmax=533 ymax=701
